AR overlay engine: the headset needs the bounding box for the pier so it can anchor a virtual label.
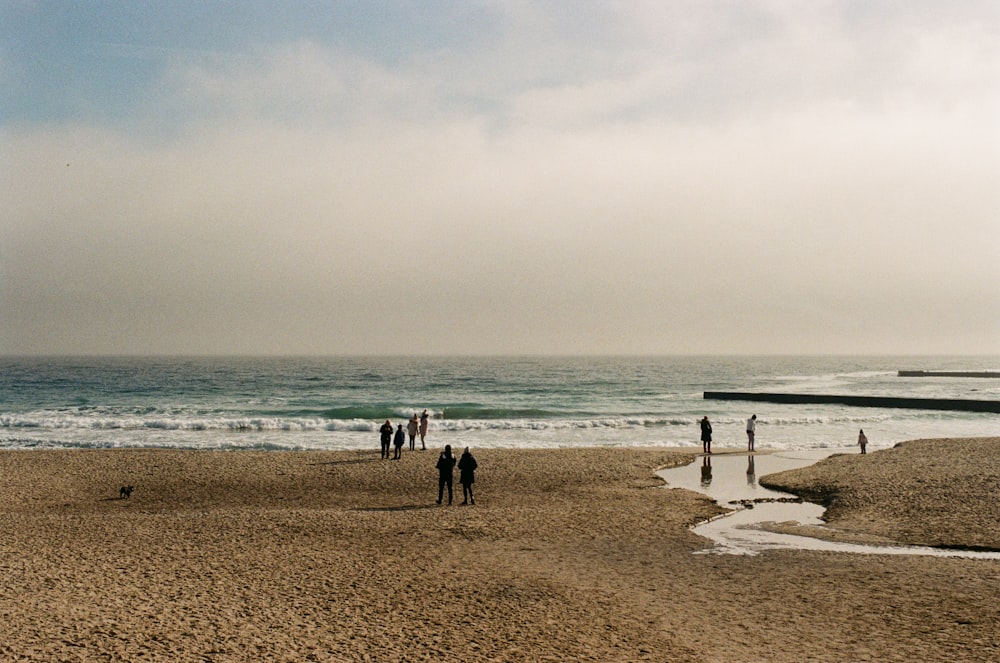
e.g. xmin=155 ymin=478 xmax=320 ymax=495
xmin=703 ymin=391 xmax=1000 ymax=413
xmin=898 ymin=370 xmax=1000 ymax=378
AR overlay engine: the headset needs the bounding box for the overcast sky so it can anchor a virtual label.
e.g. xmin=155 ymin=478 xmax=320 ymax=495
xmin=2 ymin=1 xmax=998 ymax=355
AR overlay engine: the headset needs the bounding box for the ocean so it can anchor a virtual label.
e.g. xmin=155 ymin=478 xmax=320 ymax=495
xmin=1 ymin=356 xmax=997 ymax=452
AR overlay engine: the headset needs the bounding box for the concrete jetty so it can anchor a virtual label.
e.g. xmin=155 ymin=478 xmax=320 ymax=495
xmin=898 ymin=370 xmax=1000 ymax=378
xmin=703 ymin=391 xmax=1000 ymax=413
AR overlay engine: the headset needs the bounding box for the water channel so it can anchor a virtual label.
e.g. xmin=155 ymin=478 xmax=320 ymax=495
xmin=658 ymin=450 xmax=1000 ymax=559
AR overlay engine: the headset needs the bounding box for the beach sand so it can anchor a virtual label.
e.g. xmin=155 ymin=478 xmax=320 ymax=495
xmin=1 ymin=440 xmax=997 ymax=662
xmin=761 ymin=437 xmax=1000 ymax=551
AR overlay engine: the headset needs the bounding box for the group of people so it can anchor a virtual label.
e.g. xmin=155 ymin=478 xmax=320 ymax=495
xmin=378 ymin=409 xmax=431 ymax=460
xmin=435 ymin=445 xmax=477 ymax=506
xmin=700 ymin=414 xmax=870 ymax=454
xmin=377 ymin=412 xmax=479 ymax=505
xmin=699 ymin=415 xmax=739 ymax=454
xmin=699 ymin=415 xmax=751 ymax=454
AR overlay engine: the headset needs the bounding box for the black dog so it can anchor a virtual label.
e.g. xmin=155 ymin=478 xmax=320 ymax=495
xmin=119 ymin=485 xmax=135 ymax=499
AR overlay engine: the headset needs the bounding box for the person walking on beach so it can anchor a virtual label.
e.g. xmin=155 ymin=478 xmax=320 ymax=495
xmin=407 ymin=413 xmax=419 ymax=451
xmin=436 ymin=445 xmax=457 ymax=505
xmin=379 ymin=420 xmax=393 ymax=459
xmin=700 ymin=416 xmax=713 ymax=454
xmin=419 ymin=409 xmax=429 ymax=450
xmin=393 ymin=424 xmax=405 ymax=460
xmin=746 ymin=414 xmax=757 ymax=452
xmin=458 ymin=447 xmax=477 ymax=505
xmin=858 ymin=429 xmax=868 ymax=454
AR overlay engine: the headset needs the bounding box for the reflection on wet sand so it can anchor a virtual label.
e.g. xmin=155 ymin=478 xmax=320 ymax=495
xmin=700 ymin=456 xmax=712 ymax=487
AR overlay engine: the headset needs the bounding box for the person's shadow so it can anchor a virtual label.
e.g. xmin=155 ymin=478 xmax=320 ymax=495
xmin=746 ymin=456 xmax=756 ymax=486
xmin=700 ymin=456 xmax=712 ymax=488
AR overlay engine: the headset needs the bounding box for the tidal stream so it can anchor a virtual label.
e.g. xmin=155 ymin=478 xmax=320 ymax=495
xmin=658 ymin=450 xmax=1000 ymax=559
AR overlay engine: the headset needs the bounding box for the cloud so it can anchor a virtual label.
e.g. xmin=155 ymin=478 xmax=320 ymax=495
xmin=2 ymin=3 xmax=999 ymax=354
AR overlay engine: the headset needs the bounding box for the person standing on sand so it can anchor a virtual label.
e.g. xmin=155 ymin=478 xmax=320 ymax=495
xmin=393 ymin=424 xmax=405 ymax=460
xmin=700 ymin=416 xmax=713 ymax=454
xmin=858 ymin=429 xmax=868 ymax=454
xmin=419 ymin=409 xmax=429 ymax=450
xmin=407 ymin=414 xmax=419 ymax=451
xmin=436 ymin=445 xmax=457 ymax=505
xmin=379 ymin=420 xmax=393 ymax=459
xmin=458 ymin=447 xmax=477 ymax=505
xmin=746 ymin=414 xmax=757 ymax=451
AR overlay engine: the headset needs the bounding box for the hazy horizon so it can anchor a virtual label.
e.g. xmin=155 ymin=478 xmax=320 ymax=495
xmin=3 ymin=2 xmax=998 ymax=356
xmin=3 ymin=352 xmax=998 ymax=360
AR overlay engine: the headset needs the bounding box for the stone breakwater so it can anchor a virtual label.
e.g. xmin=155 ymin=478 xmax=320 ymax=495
xmin=704 ymin=391 xmax=1000 ymax=413
xmin=898 ymin=370 xmax=1000 ymax=378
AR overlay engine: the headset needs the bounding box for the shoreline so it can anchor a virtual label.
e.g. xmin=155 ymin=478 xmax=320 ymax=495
xmin=2 ymin=440 xmax=998 ymax=661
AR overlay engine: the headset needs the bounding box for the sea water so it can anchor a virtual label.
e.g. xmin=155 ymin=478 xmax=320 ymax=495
xmin=0 ymin=356 xmax=997 ymax=451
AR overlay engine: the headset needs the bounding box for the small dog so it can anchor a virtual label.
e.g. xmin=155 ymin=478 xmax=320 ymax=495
xmin=119 ymin=485 xmax=135 ymax=499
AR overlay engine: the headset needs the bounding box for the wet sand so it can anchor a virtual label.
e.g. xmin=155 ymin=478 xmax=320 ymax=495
xmin=1 ymin=440 xmax=998 ymax=662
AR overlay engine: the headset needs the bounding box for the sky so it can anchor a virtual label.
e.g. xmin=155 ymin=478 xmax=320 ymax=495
xmin=2 ymin=1 xmax=998 ymax=356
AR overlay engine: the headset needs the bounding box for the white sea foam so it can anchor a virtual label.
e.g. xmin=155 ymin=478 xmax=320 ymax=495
xmin=1 ymin=356 xmax=996 ymax=451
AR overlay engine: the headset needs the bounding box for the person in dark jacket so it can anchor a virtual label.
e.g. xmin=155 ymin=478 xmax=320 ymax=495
xmin=436 ymin=445 xmax=457 ymax=505
xmin=457 ymin=447 xmax=477 ymax=505
xmin=393 ymin=424 xmax=405 ymax=460
xmin=700 ymin=416 xmax=713 ymax=454
xmin=379 ymin=420 xmax=393 ymax=459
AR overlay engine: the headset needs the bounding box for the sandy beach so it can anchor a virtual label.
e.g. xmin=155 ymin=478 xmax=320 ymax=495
xmin=1 ymin=439 xmax=998 ymax=662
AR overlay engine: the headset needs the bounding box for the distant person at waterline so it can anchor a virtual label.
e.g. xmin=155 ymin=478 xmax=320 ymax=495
xmin=393 ymin=424 xmax=405 ymax=460
xmin=458 ymin=447 xmax=477 ymax=505
xmin=407 ymin=413 xmax=419 ymax=451
xmin=700 ymin=416 xmax=713 ymax=454
xmin=746 ymin=414 xmax=757 ymax=451
xmin=858 ymin=429 xmax=868 ymax=454
xmin=419 ymin=409 xmax=429 ymax=450
xmin=379 ymin=420 xmax=393 ymax=459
